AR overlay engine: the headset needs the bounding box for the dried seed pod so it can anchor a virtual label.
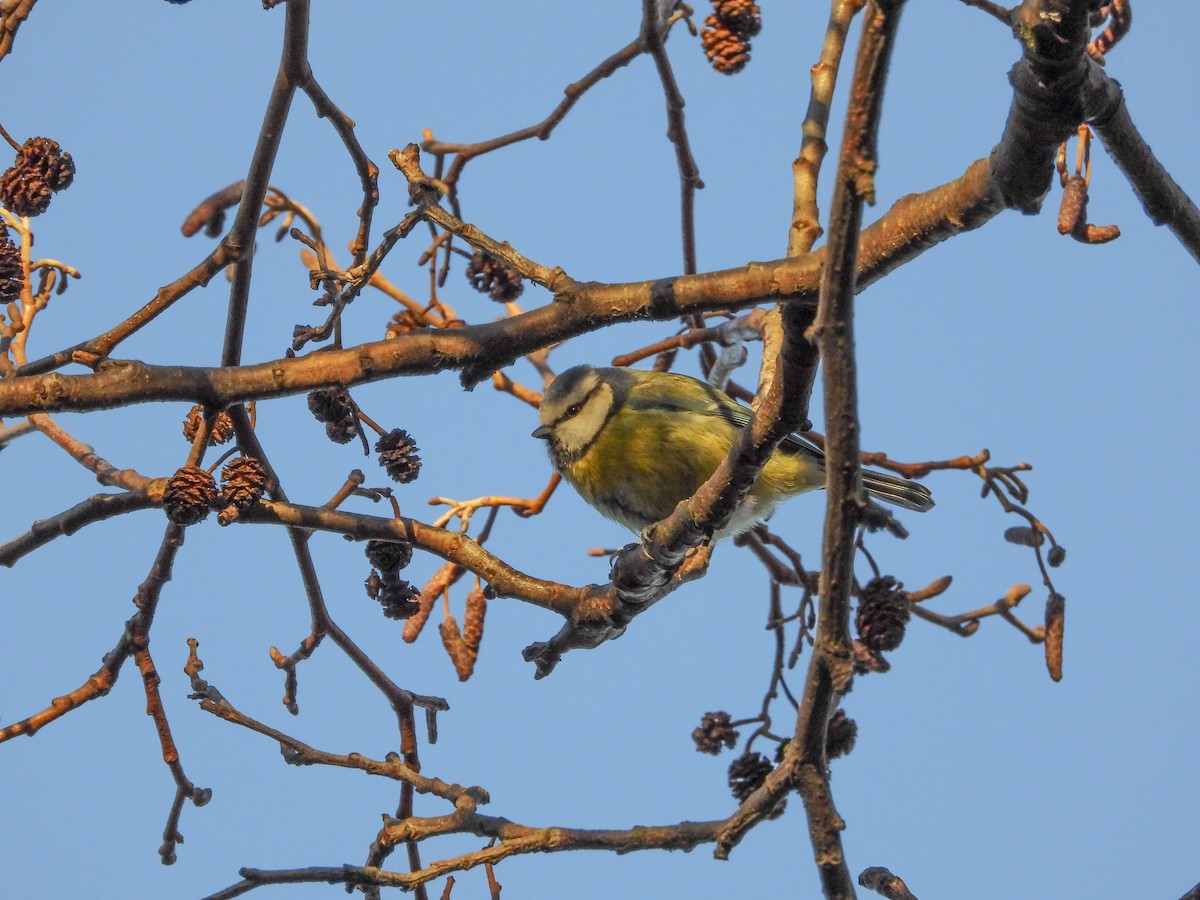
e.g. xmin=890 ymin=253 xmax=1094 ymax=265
xmin=162 ymin=466 xmax=218 ymax=525
xmin=825 ymin=709 xmax=858 ymax=760
xmin=855 ymin=575 xmax=910 ymax=653
xmin=0 ymin=137 xmax=76 ymax=217
xmin=463 ymin=585 xmax=487 ymax=654
xmin=726 ymin=751 xmax=784 ymax=817
xmin=1047 ymin=545 xmax=1067 ymax=567
xmin=692 ymin=711 xmax=739 ymax=755
xmin=376 ymin=428 xmax=422 ymax=484
xmin=182 ymin=405 xmax=235 ymax=445
xmin=700 ymin=16 xmax=751 ymax=75
xmin=220 ymin=456 xmax=269 ymax=510
xmin=1045 ymin=592 xmax=1065 ymax=682
xmin=1004 ymin=525 xmax=1044 ymax=547
xmin=712 ymin=0 xmax=762 ymax=37
xmin=306 ymin=386 xmax=352 ymax=422
xmin=727 ymin=751 xmax=773 ymax=803
xmin=306 ymin=387 xmax=358 ymax=444
xmin=365 ymin=539 xmax=413 ymax=575
xmin=376 ymin=579 xmax=421 ymax=620
xmin=440 ymin=613 xmax=475 ymax=681
xmin=465 ymin=249 xmax=524 ymax=303
xmin=0 ymin=230 xmax=21 ymax=303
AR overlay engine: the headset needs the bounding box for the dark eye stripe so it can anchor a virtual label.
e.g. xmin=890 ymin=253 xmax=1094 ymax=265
xmin=553 ymin=381 xmax=602 ymax=427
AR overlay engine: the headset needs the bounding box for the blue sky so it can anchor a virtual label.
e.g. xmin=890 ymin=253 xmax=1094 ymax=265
xmin=1 ymin=3 xmax=1198 ymax=899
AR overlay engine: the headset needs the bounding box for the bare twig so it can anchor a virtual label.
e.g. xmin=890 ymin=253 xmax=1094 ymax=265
xmin=419 ymin=8 xmax=692 ymax=193
xmin=790 ymin=0 xmax=866 ymax=255
xmin=956 ymin=0 xmax=1011 ymax=25
xmin=0 ymin=490 xmax=157 ymax=567
xmin=859 ymin=866 xmax=920 ymax=900
xmin=641 ymin=0 xmax=703 ymax=275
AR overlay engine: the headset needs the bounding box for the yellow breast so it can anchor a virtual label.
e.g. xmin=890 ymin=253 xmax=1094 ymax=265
xmin=561 ymin=406 xmax=825 ymax=534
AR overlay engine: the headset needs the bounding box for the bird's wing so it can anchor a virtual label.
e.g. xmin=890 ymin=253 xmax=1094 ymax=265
xmin=624 ymin=373 xmax=825 ymax=459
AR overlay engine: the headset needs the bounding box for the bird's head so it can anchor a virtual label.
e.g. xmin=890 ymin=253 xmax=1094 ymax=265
xmin=532 ymin=365 xmax=615 ymax=464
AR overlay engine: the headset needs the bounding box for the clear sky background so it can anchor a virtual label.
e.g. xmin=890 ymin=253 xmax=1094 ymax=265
xmin=2 ymin=3 xmax=1198 ymax=899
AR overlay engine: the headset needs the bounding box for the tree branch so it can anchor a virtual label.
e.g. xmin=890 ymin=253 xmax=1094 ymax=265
xmin=717 ymin=4 xmax=906 ymax=894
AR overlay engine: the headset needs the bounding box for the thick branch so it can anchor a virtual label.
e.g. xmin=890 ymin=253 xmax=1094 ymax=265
xmin=717 ymin=3 xmax=906 ymax=893
xmin=1090 ymin=81 xmax=1200 ymax=262
xmin=805 ymin=4 xmax=904 ymax=896
xmin=0 ymin=161 xmax=1002 ymax=419
xmin=994 ymin=0 xmax=1200 ymax=261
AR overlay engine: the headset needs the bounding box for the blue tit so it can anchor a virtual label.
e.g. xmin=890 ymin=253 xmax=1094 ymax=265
xmin=531 ymin=364 xmax=933 ymax=538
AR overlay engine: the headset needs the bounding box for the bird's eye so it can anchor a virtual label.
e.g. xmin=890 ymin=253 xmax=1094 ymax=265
xmin=565 ymin=403 xmax=582 ymax=417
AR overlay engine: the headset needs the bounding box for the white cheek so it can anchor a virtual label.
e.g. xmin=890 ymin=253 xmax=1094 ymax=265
xmin=560 ymin=404 xmax=606 ymax=447
xmin=556 ymin=390 xmax=612 ymax=454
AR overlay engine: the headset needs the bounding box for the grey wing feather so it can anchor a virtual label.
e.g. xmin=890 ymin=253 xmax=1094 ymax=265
xmin=696 ymin=389 xmax=827 ymax=459
xmin=860 ymin=470 xmax=934 ymax=512
xmin=697 ymin=389 xmax=933 ymax=510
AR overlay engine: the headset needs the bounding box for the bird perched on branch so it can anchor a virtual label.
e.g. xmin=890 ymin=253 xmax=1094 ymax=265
xmin=532 ymin=365 xmax=933 ymax=539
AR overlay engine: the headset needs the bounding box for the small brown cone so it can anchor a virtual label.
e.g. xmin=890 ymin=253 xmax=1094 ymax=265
xmin=182 ymin=406 xmax=235 ymax=445
xmin=712 ymin=0 xmax=762 ymax=36
xmin=825 ymin=708 xmax=858 ymax=760
xmin=0 ymin=137 xmax=76 ymax=217
xmin=465 ymin=250 xmax=524 ymax=302
xmin=700 ymin=17 xmax=751 ymax=75
xmin=692 ymin=711 xmax=739 ymax=755
xmin=376 ymin=429 xmax=422 ymax=484
xmin=220 ymin=456 xmax=269 ymax=510
xmin=0 ymin=229 xmax=21 ymax=303
xmin=162 ymin=466 xmax=218 ymax=525
xmin=855 ymin=575 xmax=910 ymax=653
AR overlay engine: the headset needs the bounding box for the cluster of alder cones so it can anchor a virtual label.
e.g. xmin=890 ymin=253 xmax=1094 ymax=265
xmin=0 ymin=131 xmax=76 ymax=303
xmin=700 ymin=0 xmax=762 ymax=75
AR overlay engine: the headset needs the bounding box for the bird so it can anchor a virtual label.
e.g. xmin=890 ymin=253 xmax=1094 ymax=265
xmin=531 ymin=364 xmax=933 ymax=539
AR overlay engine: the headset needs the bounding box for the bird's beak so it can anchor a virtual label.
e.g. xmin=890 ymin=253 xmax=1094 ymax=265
xmin=531 ymin=424 xmax=553 ymax=440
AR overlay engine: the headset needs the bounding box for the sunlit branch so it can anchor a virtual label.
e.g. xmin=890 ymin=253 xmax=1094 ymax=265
xmin=772 ymin=4 xmax=905 ymax=895
xmin=790 ymin=0 xmax=866 ymax=256
xmin=0 ymin=153 xmax=1007 ymax=417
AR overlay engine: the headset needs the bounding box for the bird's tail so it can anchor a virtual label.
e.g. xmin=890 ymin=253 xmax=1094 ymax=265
xmin=862 ymin=469 xmax=934 ymax=512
